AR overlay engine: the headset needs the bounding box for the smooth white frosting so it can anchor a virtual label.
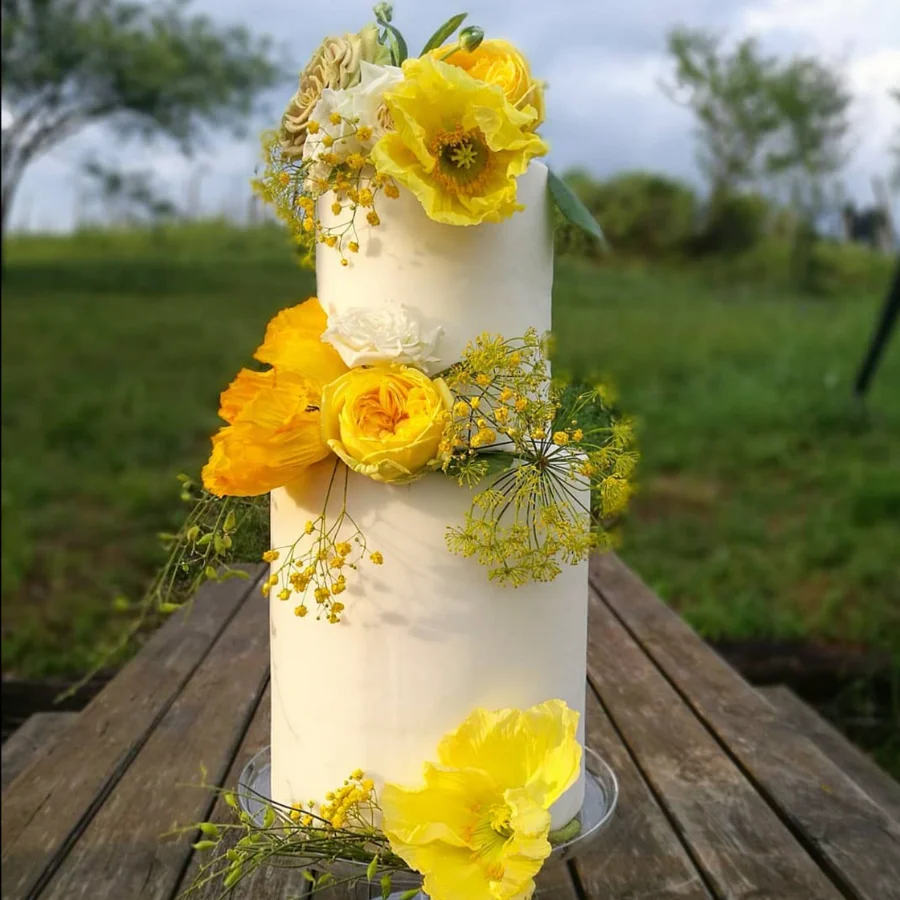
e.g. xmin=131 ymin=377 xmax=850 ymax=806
xmin=316 ymin=163 xmax=554 ymax=368
xmin=270 ymin=469 xmax=588 ymax=828
xmin=270 ymin=162 xmax=588 ymax=828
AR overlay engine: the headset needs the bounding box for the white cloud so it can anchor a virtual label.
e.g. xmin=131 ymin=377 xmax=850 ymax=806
xmin=739 ymin=0 xmax=900 ymax=199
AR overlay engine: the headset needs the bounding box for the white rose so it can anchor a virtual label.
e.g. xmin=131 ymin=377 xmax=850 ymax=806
xmin=302 ymin=62 xmax=403 ymax=182
xmin=321 ymin=304 xmax=444 ymax=373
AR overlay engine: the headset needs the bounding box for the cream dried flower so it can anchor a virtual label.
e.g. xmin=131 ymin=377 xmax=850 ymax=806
xmin=280 ymin=24 xmax=387 ymax=158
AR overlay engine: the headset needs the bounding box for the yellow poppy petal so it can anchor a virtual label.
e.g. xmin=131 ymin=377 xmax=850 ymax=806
xmin=382 ymin=763 xmax=494 ymax=849
xmin=218 ymin=368 xmax=274 ymax=424
xmin=202 ymin=369 xmax=330 ymax=496
xmin=254 ymin=296 xmax=348 ymax=387
xmin=437 ymin=700 xmax=581 ymax=808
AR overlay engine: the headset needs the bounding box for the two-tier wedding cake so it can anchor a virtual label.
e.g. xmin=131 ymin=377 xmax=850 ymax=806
xmin=196 ymin=8 xmax=632 ymax=898
xmin=270 ymin=161 xmax=589 ymax=829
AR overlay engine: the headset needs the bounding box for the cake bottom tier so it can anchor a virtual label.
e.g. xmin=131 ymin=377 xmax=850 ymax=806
xmin=269 ymin=461 xmax=588 ymax=829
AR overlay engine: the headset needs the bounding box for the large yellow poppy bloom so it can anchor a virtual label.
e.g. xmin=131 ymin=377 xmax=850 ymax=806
xmin=202 ymin=297 xmax=348 ymax=497
xmin=371 ymin=56 xmax=548 ymax=226
xmin=382 ymin=700 xmax=581 ymax=900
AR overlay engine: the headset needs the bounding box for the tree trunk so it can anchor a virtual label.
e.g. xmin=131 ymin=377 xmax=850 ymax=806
xmin=1 ymin=161 xmax=26 ymax=277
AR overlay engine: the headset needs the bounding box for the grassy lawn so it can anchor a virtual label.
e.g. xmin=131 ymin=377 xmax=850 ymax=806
xmin=2 ymin=223 xmax=898 ymax=679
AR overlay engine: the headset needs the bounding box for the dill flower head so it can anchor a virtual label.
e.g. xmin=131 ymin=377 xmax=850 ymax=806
xmin=442 ymin=330 xmax=637 ymax=584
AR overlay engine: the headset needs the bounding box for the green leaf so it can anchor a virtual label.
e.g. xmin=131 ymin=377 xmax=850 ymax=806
xmin=548 ymin=168 xmax=607 ymax=245
xmin=223 ymin=510 xmax=237 ymax=532
xmin=383 ymin=23 xmax=408 ymax=65
xmin=420 ymin=13 xmax=468 ymax=54
xmin=381 ymin=873 xmax=393 ymax=899
xmin=366 ymin=855 xmax=379 ymax=882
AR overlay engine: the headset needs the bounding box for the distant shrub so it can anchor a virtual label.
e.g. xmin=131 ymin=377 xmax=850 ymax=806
xmin=698 ymin=237 xmax=894 ymax=296
xmin=554 ymin=170 xmax=697 ymax=260
xmin=693 ymin=192 xmax=771 ymax=256
xmin=588 ymin=172 xmax=698 ymax=258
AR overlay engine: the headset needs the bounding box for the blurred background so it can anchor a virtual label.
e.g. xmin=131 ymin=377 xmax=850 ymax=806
xmin=1 ymin=1 xmax=898 ymax=774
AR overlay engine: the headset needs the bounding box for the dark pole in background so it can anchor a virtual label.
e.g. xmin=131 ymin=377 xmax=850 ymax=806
xmin=853 ymin=255 xmax=900 ymax=399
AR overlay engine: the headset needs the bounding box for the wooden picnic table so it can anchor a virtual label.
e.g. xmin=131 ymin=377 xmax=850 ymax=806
xmin=3 ymin=555 xmax=899 ymax=900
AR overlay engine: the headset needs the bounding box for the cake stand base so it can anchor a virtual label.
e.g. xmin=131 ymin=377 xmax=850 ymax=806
xmin=237 ymin=745 xmax=618 ymax=899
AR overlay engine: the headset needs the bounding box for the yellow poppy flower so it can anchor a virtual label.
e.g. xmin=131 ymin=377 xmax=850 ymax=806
xmin=321 ymin=364 xmax=452 ymax=484
xmin=202 ymin=369 xmax=331 ymax=497
xmin=202 ymin=297 xmax=348 ymax=497
xmin=254 ymin=297 xmax=348 ymax=388
xmin=382 ymin=700 xmax=581 ymax=900
xmin=218 ymin=368 xmax=274 ymax=424
xmin=436 ymin=39 xmax=545 ymax=129
xmin=371 ymin=55 xmax=548 ymax=226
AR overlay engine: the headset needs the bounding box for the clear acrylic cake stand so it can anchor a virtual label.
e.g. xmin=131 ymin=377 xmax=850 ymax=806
xmin=238 ymin=746 xmax=618 ymax=899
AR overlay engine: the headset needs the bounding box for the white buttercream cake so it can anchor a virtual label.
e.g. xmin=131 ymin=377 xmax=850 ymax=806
xmin=269 ymin=162 xmax=588 ymax=829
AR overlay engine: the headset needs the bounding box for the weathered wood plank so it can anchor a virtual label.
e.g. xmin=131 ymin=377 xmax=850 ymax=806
xmin=592 ymin=552 xmax=900 ymax=900
xmin=575 ymin=686 xmax=712 ymax=898
xmin=175 ymin=686 xmax=314 ymax=900
xmin=585 ymin=575 xmax=845 ymax=900
xmin=1 ymin=566 xmax=264 ymax=900
xmin=1 ymin=713 xmax=78 ymax=793
xmin=760 ymin=686 xmax=900 ymax=824
xmin=535 ymin=860 xmax=579 ymax=898
xmin=37 ymin=576 xmax=270 ymax=900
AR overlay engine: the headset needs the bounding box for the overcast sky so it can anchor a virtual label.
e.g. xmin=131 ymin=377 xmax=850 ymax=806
xmin=8 ymin=0 xmax=900 ymax=232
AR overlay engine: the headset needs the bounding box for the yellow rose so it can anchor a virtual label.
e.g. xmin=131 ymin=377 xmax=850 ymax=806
xmin=321 ymin=365 xmax=452 ymax=484
xmin=436 ymin=39 xmax=545 ymax=128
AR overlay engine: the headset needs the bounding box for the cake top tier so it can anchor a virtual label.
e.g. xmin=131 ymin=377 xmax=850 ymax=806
xmin=254 ymin=7 xmax=568 ymax=268
xmin=315 ymin=162 xmax=553 ymax=371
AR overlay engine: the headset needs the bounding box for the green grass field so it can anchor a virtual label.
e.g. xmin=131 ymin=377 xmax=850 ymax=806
xmin=2 ymin=222 xmax=899 ymax=679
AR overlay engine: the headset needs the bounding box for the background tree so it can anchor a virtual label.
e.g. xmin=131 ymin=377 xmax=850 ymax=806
xmin=0 ymin=0 xmax=282 ymax=242
xmin=763 ymin=55 xmax=852 ymax=207
xmin=765 ymin=55 xmax=852 ymax=291
xmin=663 ymin=27 xmax=781 ymax=200
xmin=890 ymin=87 xmax=900 ymax=191
xmin=81 ymin=161 xmax=177 ymax=226
xmin=664 ymin=26 xmax=854 ymax=290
